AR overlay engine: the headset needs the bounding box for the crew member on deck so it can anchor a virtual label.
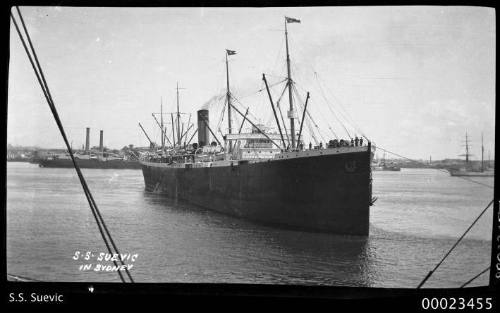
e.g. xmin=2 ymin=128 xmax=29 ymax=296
xmin=360 ymin=138 xmax=363 ymax=146
xmin=309 ymin=142 xmax=312 ymax=150
xmin=351 ymin=138 xmax=354 ymax=146
xmin=355 ymin=136 xmax=359 ymax=146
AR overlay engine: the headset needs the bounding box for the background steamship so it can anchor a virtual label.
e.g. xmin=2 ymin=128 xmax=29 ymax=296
xmin=36 ymin=128 xmax=141 ymax=169
xmin=140 ymin=17 xmax=374 ymax=235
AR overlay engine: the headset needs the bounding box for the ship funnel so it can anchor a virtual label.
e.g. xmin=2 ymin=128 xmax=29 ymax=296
xmin=99 ymin=130 xmax=103 ymax=151
xmin=197 ymin=109 xmax=210 ymax=147
xmin=85 ymin=127 xmax=90 ymax=151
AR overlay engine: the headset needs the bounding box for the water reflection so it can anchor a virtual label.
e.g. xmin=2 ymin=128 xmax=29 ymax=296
xmin=142 ymin=191 xmax=376 ymax=286
xmin=7 ymin=164 xmax=491 ymax=287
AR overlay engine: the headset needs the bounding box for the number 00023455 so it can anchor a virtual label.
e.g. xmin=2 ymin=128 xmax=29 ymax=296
xmin=421 ymin=298 xmax=492 ymax=310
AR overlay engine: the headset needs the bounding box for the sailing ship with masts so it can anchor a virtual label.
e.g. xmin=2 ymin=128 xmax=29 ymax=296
xmin=448 ymin=131 xmax=494 ymax=177
xmin=139 ymin=17 xmax=374 ymax=236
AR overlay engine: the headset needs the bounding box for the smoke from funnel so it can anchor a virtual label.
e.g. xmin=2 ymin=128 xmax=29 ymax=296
xmin=200 ymin=94 xmax=224 ymax=110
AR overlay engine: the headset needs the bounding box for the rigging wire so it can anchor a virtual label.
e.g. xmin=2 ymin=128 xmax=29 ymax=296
xmin=275 ymin=81 xmax=289 ymax=107
xmin=315 ymin=72 xmax=362 ymax=135
xmin=291 ymin=77 xmax=338 ymax=141
xmin=288 ymin=35 xmax=366 ymax=141
xmin=7 ymin=273 xmax=42 ymax=282
xmin=11 ymin=7 xmax=133 ymax=283
xmin=231 ymin=95 xmax=260 ymax=122
xmin=374 ymin=146 xmax=494 ymax=190
xmin=239 ymin=78 xmax=287 ymax=99
xmin=214 ymin=93 xmax=227 ymax=134
xmin=291 ymin=84 xmax=321 ymax=144
xmin=459 ymin=266 xmax=491 ymax=288
xmin=292 ymin=57 xmax=362 ymax=140
xmin=310 ymin=66 xmax=368 ymax=140
xmin=328 ymin=126 xmax=339 ymax=140
xmin=270 ymin=35 xmax=286 ymax=78
xmin=295 ymin=78 xmax=340 ymax=144
xmin=275 ymin=83 xmax=290 ymax=144
xmin=416 ymin=199 xmax=493 ymax=289
xmin=305 ymin=76 xmax=354 ymax=140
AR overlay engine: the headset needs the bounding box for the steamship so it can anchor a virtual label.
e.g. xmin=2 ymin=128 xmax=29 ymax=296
xmin=140 ymin=17 xmax=374 ymax=235
xmin=37 ymin=128 xmax=141 ymax=169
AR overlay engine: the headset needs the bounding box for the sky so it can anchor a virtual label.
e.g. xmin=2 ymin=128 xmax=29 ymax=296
xmin=7 ymin=6 xmax=495 ymax=160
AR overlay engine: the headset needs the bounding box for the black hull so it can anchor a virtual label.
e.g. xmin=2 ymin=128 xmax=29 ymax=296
xmin=38 ymin=159 xmax=141 ymax=169
xmin=449 ymin=170 xmax=494 ymax=177
xmin=141 ymin=149 xmax=372 ymax=235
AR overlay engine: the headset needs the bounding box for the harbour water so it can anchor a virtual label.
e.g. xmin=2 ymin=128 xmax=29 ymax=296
xmin=6 ymin=162 xmax=493 ymax=287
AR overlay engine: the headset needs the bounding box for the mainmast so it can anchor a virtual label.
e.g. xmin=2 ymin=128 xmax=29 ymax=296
xmin=226 ymin=49 xmax=236 ymax=152
xmin=284 ymin=16 xmax=300 ymax=149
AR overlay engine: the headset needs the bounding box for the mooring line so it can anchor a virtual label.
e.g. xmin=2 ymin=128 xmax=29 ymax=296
xmin=460 ymin=266 xmax=490 ymax=288
xmin=374 ymin=145 xmax=493 ymax=189
xmin=416 ymin=199 xmax=493 ymax=288
xmin=12 ymin=7 xmax=133 ymax=283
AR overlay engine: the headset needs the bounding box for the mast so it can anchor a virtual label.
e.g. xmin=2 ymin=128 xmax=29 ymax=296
xmin=176 ymin=82 xmax=181 ymax=147
xmin=285 ymin=17 xmax=295 ymax=149
xmin=151 ymin=114 xmax=171 ymax=146
xmin=226 ymin=49 xmax=236 ymax=152
xmin=171 ymin=113 xmax=175 ymax=147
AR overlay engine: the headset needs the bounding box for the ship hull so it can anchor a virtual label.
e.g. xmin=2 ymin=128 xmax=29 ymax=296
xmin=372 ymin=166 xmax=400 ymax=171
xmin=449 ymin=169 xmax=494 ymax=177
xmin=141 ymin=149 xmax=372 ymax=235
xmin=38 ymin=158 xmax=141 ymax=169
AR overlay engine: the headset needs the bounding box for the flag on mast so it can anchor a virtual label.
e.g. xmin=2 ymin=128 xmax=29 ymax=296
xmin=285 ymin=16 xmax=301 ymax=23
xmin=226 ymin=49 xmax=237 ymax=55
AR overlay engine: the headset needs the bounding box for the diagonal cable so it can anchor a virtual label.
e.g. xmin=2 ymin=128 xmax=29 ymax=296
xmin=12 ymin=7 xmax=134 ymax=282
xmin=417 ymin=199 xmax=493 ymax=288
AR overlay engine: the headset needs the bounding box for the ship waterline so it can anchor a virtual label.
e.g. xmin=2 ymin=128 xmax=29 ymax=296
xmin=39 ymin=158 xmax=142 ymax=169
xmin=141 ymin=145 xmax=372 ymax=235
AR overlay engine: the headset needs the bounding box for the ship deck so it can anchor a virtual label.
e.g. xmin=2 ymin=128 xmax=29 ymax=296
xmin=141 ymin=146 xmax=369 ymax=168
